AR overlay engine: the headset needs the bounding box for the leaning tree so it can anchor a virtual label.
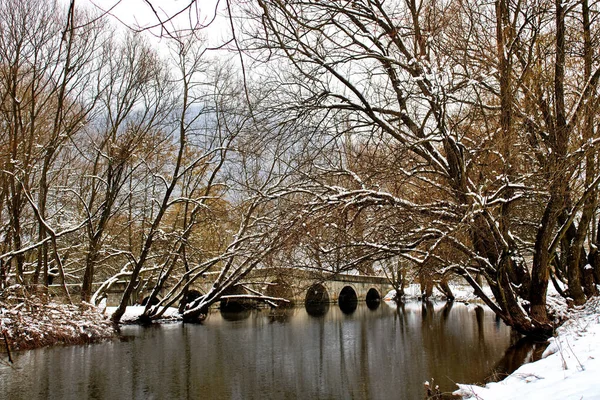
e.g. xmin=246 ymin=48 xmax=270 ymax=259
xmin=230 ymin=0 xmax=600 ymax=337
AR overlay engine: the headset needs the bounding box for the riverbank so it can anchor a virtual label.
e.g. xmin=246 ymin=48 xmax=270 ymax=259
xmin=4 ymin=279 xmax=599 ymax=400
xmin=455 ymin=296 xmax=600 ymax=400
xmin=1 ymin=285 xmax=115 ymax=354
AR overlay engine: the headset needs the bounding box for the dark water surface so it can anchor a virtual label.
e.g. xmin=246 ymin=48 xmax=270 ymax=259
xmin=1 ymin=301 xmax=529 ymax=399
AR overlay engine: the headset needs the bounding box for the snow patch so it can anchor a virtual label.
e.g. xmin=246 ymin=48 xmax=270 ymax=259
xmin=455 ymin=297 xmax=600 ymax=400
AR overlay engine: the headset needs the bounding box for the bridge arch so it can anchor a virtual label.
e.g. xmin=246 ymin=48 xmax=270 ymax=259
xmin=366 ymin=287 xmax=381 ymax=310
xmin=140 ymin=295 xmax=160 ymax=307
xmin=265 ymin=279 xmax=294 ymax=307
xmin=305 ymin=283 xmax=330 ymax=316
xmin=338 ymin=285 xmax=358 ymax=314
xmin=220 ymin=285 xmax=252 ymax=312
xmin=305 ymin=283 xmax=329 ymax=304
xmin=178 ymin=289 xmax=203 ymax=311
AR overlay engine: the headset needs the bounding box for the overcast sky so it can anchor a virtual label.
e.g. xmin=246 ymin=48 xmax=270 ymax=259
xmin=82 ymin=0 xmax=230 ymax=46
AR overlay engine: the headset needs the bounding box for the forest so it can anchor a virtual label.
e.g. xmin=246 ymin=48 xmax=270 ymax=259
xmin=1 ymin=0 xmax=600 ymax=339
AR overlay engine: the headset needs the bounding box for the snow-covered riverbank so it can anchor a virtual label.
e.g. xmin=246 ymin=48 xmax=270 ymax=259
xmin=455 ymin=297 xmax=600 ymax=400
xmin=385 ymin=282 xmax=495 ymax=303
xmin=103 ymin=305 xmax=181 ymax=323
xmin=387 ymin=283 xmax=600 ymax=399
xmin=1 ymin=286 xmax=115 ymax=352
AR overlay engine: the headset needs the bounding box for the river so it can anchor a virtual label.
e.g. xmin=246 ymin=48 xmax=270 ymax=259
xmin=0 ymin=301 xmax=540 ymax=399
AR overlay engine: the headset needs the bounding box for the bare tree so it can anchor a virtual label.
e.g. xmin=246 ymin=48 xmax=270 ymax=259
xmin=234 ymin=0 xmax=600 ymax=337
xmin=77 ymin=32 xmax=174 ymax=302
xmin=0 ymin=0 xmax=105 ymax=290
xmin=125 ymin=53 xmax=310 ymax=322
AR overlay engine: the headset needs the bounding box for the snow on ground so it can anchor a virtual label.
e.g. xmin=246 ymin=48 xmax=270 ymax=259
xmin=384 ymin=283 xmax=600 ymax=399
xmin=455 ymin=297 xmax=600 ymax=400
xmin=104 ymin=305 xmax=181 ymax=323
xmin=384 ymin=282 xmax=493 ymax=303
xmin=0 ymin=286 xmax=181 ymax=353
xmin=1 ymin=286 xmax=115 ymax=351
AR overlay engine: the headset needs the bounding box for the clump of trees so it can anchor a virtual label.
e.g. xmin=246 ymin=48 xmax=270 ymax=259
xmin=0 ymin=0 xmax=299 ymax=324
xmin=237 ymin=0 xmax=600 ymax=337
xmin=3 ymin=0 xmax=600 ymax=338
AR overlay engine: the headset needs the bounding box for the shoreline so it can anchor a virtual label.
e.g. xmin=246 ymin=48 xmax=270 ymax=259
xmin=4 ymin=283 xmax=598 ymax=400
xmin=1 ymin=287 xmax=116 ymax=354
xmin=454 ymin=297 xmax=600 ymax=399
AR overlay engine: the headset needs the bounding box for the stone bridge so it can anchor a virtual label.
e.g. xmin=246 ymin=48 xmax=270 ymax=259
xmin=101 ymin=268 xmax=394 ymax=310
xmin=207 ymin=269 xmax=394 ymax=311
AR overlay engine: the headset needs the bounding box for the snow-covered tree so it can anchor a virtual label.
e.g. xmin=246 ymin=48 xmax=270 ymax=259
xmin=236 ymin=0 xmax=600 ymax=337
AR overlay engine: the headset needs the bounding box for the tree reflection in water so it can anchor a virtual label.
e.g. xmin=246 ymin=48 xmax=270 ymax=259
xmin=0 ymin=302 xmax=542 ymax=400
xmin=487 ymin=335 xmax=549 ymax=383
xmin=268 ymin=307 xmax=294 ymax=323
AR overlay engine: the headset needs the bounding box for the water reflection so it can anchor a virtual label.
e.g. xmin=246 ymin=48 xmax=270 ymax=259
xmin=488 ymin=336 xmax=548 ymax=382
xmin=366 ymin=298 xmax=380 ymax=310
xmin=305 ymin=301 xmax=330 ymax=317
xmin=338 ymin=299 xmax=358 ymax=314
xmin=267 ymin=308 xmax=294 ymax=324
xmin=0 ymin=302 xmax=532 ymax=400
xmin=220 ymin=309 xmax=251 ymax=321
